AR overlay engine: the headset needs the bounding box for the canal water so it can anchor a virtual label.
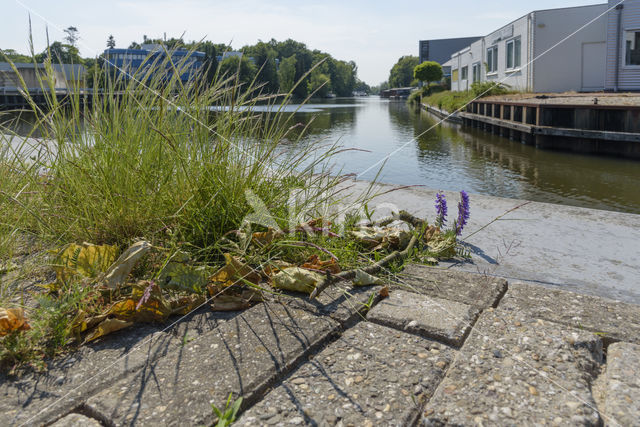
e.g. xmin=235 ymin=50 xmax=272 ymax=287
xmin=3 ymin=96 xmax=639 ymax=214
xmin=286 ymin=96 xmax=640 ymax=214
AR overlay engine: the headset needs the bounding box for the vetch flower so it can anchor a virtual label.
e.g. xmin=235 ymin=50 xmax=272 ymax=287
xmin=435 ymin=191 xmax=447 ymax=228
xmin=456 ymin=190 xmax=470 ymax=235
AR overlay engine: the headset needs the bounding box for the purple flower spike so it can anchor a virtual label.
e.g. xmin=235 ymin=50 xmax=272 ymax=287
xmin=456 ymin=191 xmax=470 ymax=235
xmin=434 ymin=191 xmax=447 ymax=228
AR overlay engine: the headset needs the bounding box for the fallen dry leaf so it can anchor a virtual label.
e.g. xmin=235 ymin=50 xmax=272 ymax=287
xmin=101 ymin=241 xmax=151 ymax=289
xmin=53 ymin=243 xmax=117 ymax=285
xmin=301 ymin=254 xmax=341 ymax=275
xmin=379 ymin=286 xmax=390 ymax=298
xmin=84 ymin=318 xmax=133 ymax=343
xmin=352 ymin=269 xmax=384 ymax=286
xmin=209 ymin=253 xmax=261 ymax=288
xmin=0 ymin=307 xmax=31 ymax=336
xmin=271 ymin=267 xmax=325 ymax=294
xmin=109 ymin=282 xmax=171 ymax=322
xmin=208 ymin=283 xmax=263 ymax=311
xmin=252 ymin=229 xmax=283 ymax=246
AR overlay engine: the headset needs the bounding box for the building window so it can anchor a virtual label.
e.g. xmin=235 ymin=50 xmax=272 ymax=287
xmin=452 ymin=68 xmax=459 ymax=81
xmin=487 ymin=46 xmax=498 ymax=73
xmin=506 ymin=37 xmax=521 ymax=69
xmin=625 ymin=30 xmax=640 ymax=66
xmin=472 ymin=62 xmax=481 ymax=82
xmin=461 ymin=66 xmax=468 ymax=80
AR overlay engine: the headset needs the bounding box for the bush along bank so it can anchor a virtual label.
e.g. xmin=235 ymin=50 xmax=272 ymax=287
xmin=0 ymin=51 xmax=472 ymax=373
xmin=412 ymin=81 xmax=514 ymax=114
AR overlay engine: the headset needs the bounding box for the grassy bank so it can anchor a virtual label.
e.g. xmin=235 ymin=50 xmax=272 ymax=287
xmin=413 ymin=82 xmax=515 ymax=114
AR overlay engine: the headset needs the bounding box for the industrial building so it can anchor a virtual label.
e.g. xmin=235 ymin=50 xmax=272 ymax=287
xmin=103 ymin=44 xmax=205 ymax=83
xmin=445 ymin=2 xmax=640 ymax=93
xmin=418 ymin=37 xmax=481 ymax=76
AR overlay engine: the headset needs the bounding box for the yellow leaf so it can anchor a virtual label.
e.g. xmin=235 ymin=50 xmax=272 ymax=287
xmin=109 ymin=282 xmax=171 ymax=322
xmin=53 ymin=243 xmax=117 ymax=284
xmin=84 ymin=318 xmax=133 ymax=343
xmin=271 ymin=267 xmax=325 ymax=294
xmin=209 ymin=253 xmax=261 ymax=288
xmin=0 ymin=307 xmax=30 ymax=336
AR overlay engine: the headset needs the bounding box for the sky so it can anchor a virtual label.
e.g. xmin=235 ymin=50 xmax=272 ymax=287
xmin=1 ymin=0 xmax=607 ymax=85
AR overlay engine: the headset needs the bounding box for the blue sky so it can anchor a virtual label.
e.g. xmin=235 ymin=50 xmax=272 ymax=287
xmin=2 ymin=0 xmax=606 ymax=84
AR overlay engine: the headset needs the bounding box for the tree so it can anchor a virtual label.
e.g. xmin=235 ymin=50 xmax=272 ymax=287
xmin=37 ymin=41 xmax=82 ymax=64
xmin=107 ymin=35 xmax=116 ymax=49
xmin=414 ymin=61 xmax=443 ymax=90
xmin=64 ymin=26 xmax=79 ymax=47
xmin=219 ymin=55 xmax=257 ymax=87
xmin=388 ymin=55 xmax=419 ymax=88
xmin=278 ymin=54 xmax=297 ymax=93
xmin=307 ymin=66 xmax=331 ymax=98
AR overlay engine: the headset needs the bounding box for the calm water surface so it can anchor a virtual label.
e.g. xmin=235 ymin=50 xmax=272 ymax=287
xmin=287 ymin=97 xmax=640 ymax=214
xmin=4 ymin=96 xmax=639 ymax=214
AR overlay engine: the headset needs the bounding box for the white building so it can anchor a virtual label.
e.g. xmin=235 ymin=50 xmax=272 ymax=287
xmin=446 ymin=4 xmax=611 ymax=93
xmin=605 ymin=0 xmax=640 ymax=90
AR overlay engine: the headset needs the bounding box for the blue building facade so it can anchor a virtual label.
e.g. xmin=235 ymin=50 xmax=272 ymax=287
xmin=103 ymin=44 xmax=206 ymax=82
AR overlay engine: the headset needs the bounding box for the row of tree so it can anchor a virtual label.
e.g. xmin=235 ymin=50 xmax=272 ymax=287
xmin=1 ymin=29 xmax=370 ymax=98
xmin=371 ymin=55 xmax=443 ymax=94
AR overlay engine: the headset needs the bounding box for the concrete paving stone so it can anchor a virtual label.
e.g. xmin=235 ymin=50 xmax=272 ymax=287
xmin=398 ymin=264 xmax=508 ymax=309
xmin=422 ymin=309 xmax=603 ymax=425
xmin=366 ymin=289 xmax=480 ymax=347
xmin=597 ymin=342 xmax=640 ymax=426
xmin=499 ymin=282 xmax=640 ymax=345
xmin=50 ymin=413 xmax=102 ymax=427
xmin=0 ymin=324 xmax=169 ymax=426
xmin=83 ymin=301 xmax=341 ymax=426
xmin=237 ymin=321 xmax=455 ymax=427
xmin=0 ymin=308 xmax=237 ymax=426
xmin=279 ymin=282 xmax=383 ymax=325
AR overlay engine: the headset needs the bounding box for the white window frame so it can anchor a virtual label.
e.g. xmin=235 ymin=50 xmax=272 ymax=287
xmin=472 ymin=62 xmax=481 ymax=82
xmin=624 ymin=29 xmax=640 ymax=67
xmin=506 ymin=37 xmax=521 ymax=69
xmin=487 ymin=46 xmax=498 ymax=73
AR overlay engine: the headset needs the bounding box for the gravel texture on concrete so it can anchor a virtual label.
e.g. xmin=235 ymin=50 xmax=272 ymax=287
xmin=237 ymin=321 xmax=454 ymax=427
xmin=278 ymin=282 xmax=383 ymax=325
xmin=397 ymin=264 xmax=507 ymax=309
xmin=83 ymin=302 xmax=341 ymax=426
xmin=367 ymin=290 xmax=480 ymax=347
xmin=49 ymin=413 xmax=103 ymax=427
xmin=422 ymin=308 xmax=603 ymax=426
xmin=0 ymin=324 xmax=168 ymax=426
xmin=597 ymin=342 xmax=640 ymax=426
xmin=500 ymin=282 xmax=640 ymax=345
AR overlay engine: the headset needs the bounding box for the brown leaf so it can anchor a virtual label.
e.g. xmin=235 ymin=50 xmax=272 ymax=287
xmin=84 ymin=318 xmax=133 ymax=343
xmin=379 ymin=286 xmax=390 ymax=298
xmin=252 ymin=229 xmax=283 ymax=246
xmin=209 ymin=253 xmax=261 ymax=288
xmin=0 ymin=307 xmax=31 ymax=336
xmin=301 ymin=254 xmax=341 ymax=275
xmin=169 ymin=294 xmax=207 ymax=315
xmin=209 ymin=283 xmax=263 ymax=311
